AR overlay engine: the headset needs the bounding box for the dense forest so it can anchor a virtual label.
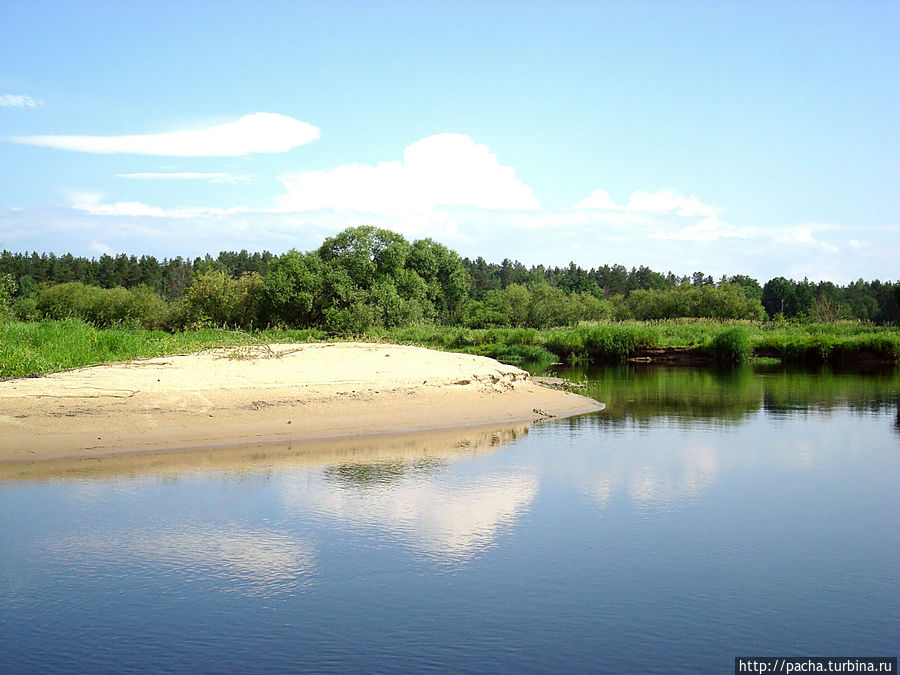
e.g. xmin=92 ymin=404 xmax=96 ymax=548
xmin=1 ymin=226 xmax=898 ymax=331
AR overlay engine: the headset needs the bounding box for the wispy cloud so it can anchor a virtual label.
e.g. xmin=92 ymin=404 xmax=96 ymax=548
xmin=0 ymin=94 xmax=42 ymax=108
xmin=649 ymin=217 xmax=748 ymax=242
xmin=276 ymin=133 xmax=540 ymax=213
xmin=12 ymin=112 xmax=319 ymax=156
xmin=117 ymin=171 xmax=251 ymax=184
xmin=9 ymin=198 xmax=891 ymax=283
xmin=576 ymin=187 xmax=741 ymax=242
xmin=68 ymin=191 xmax=250 ymax=218
xmin=88 ymin=241 xmax=116 ymax=256
xmin=576 ymin=188 xmax=718 ymax=216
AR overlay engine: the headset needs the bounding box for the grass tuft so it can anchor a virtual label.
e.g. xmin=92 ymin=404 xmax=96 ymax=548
xmin=706 ymin=327 xmax=751 ymax=364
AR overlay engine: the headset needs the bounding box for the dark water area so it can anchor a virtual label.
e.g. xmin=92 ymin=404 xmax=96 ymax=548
xmin=1 ymin=365 xmax=898 ymax=673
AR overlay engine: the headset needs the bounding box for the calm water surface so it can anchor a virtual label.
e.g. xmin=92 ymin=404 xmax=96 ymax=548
xmin=1 ymin=365 xmax=898 ymax=673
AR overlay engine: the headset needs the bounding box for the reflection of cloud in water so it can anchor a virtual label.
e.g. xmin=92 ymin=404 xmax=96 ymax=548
xmin=627 ymin=446 xmax=718 ymax=505
xmin=790 ymin=440 xmax=815 ymax=469
xmin=46 ymin=526 xmax=316 ymax=597
xmin=282 ymin=470 xmax=537 ymax=559
xmin=580 ymin=445 xmax=719 ymax=508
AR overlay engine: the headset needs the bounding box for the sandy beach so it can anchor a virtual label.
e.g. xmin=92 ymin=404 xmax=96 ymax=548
xmin=0 ymin=342 xmax=603 ymax=464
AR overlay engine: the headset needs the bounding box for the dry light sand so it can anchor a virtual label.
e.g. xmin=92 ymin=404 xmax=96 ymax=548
xmin=0 ymin=342 xmax=603 ymax=464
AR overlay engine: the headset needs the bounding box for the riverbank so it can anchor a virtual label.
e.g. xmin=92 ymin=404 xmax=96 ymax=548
xmin=0 ymin=342 xmax=603 ymax=462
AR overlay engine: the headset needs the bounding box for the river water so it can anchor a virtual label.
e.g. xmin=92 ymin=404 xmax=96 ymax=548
xmin=1 ymin=365 xmax=898 ymax=673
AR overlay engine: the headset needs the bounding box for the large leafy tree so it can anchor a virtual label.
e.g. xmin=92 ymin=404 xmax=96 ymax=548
xmin=262 ymin=226 xmax=470 ymax=331
xmin=407 ymin=238 xmax=470 ymax=321
xmin=762 ymin=277 xmax=798 ymax=317
xmin=318 ymin=226 xmax=410 ymax=288
xmin=261 ymin=250 xmax=326 ymax=326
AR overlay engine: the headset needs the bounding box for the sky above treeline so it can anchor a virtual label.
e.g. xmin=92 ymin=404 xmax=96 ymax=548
xmin=1 ymin=0 xmax=897 ymax=284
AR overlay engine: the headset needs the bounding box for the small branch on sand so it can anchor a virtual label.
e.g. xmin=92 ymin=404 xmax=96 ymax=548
xmin=216 ymin=328 xmax=306 ymax=360
xmin=218 ymin=329 xmax=276 ymax=355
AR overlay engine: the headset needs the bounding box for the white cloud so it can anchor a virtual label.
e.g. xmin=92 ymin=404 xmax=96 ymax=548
xmin=276 ymin=133 xmax=540 ymax=213
xmin=12 ymin=112 xmax=319 ymax=156
xmin=0 ymin=94 xmax=42 ymax=108
xmin=117 ymin=171 xmax=251 ymax=184
xmin=575 ymin=189 xmax=619 ymax=210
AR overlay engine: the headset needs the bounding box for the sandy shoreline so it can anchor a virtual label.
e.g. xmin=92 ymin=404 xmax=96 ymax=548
xmin=0 ymin=342 xmax=603 ymax=465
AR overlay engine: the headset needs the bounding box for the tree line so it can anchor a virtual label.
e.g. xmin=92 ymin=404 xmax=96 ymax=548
xmin=0 ymin=249 xmax=273 ymax=300
xmin=1 ymin=226 xmax=898 ymax=330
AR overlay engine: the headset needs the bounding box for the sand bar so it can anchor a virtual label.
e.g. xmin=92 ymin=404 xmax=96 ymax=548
xmin=0 ymin=342 xmax=603 ymax=464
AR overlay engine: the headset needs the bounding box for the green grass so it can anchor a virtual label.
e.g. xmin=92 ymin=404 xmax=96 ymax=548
xmin=1 ymin=317 xmax=898 ymax=378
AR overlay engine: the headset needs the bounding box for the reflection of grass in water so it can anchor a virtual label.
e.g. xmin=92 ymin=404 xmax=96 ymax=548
xmin=324 ymin=458 xmax=447 ymax=488
xmin=550 ymin=364 xmax=900 ymax=424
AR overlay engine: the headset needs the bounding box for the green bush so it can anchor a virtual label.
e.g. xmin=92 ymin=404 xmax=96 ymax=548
xmin=184 ymin=270 xmax=263 ymax=328
xmin=12 ymin=296 xmax=40 ymax=322
xmin=0 ymin=273 xmax=15 ymax=321
xmin=622 ymin=285 xmax=766 ymax=321
xmin=32 ymin=282 xmax=173 ymax=329
xmin=323 ymin=304 xmax=377 ymax=334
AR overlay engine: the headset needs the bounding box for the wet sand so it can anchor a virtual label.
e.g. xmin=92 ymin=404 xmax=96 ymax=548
xmin=0 ymin=342 xmax=603 ymax=464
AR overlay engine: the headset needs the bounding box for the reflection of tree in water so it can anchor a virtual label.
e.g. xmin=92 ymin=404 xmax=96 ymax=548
xmin=324 ymin=458 xmax=446 ymax=488
xmin=550 ymin=363 xmax=900 ymax=428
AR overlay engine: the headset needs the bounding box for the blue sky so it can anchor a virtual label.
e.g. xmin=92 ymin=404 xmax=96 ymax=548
xmin=1 ymin=0 xmax=897 ymax=283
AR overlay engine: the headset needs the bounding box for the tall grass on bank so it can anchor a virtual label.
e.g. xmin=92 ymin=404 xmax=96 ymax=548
xmin=1 ymin=318 xmax=898 ymax=378
xmin=750 ymin=323 xmax=900 ymax=365
xmin=0 ymin=319 xmax=232 ymax=378
xmin=375 ymin=321 xmax=900 ymax=367
xmin=373 ymin=323 xmax=662 ymax=364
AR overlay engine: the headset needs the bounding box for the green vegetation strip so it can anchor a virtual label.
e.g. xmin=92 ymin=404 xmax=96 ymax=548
xmin=2 ymin=319 xmax=898 ymax=379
